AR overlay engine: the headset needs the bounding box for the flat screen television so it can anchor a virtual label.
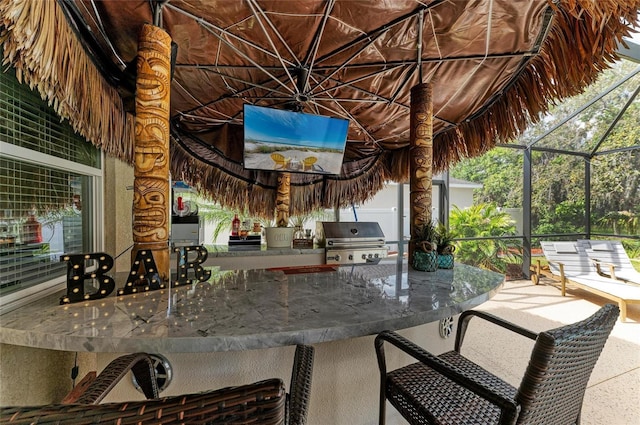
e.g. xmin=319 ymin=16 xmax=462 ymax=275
xmin=243 ymin=104 xmax=349 ymax=175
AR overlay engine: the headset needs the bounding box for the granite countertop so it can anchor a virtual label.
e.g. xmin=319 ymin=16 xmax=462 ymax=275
xmin=0 ymin=259 xmax=504 ymax=353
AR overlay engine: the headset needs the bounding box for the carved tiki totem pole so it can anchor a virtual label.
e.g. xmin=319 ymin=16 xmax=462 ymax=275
xmin=409 ymin=83 xmax=433 ymax=262
xmin=276 ymin=172 xmax=291 ymax=227
xmin=132 ymin=24 xmax=172 ymax=281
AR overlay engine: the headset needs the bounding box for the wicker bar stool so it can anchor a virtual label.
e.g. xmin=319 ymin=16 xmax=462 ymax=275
xmin=375 ymin=304 xmax=619 ymax=425
xmin=1 ymin=344 xmax=314 ymax=425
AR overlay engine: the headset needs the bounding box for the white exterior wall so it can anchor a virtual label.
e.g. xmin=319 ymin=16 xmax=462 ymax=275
xmin=341 ymin=179 xmax=479 ymax=243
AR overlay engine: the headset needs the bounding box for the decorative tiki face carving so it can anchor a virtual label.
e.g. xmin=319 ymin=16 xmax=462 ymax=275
xmin=409 ymin=83 xmax=434 ymax=256
xmin=136 ymin=28 xmax=171 ymax=105
xmin=414 ymin=112 xmax=433 ymax=145
xmin=130 ymin=24 xmax=172 ymax=280
xmin=276 ymin=173 xmax=291 ymax=227
xmin=132 ymin=177 xmax=168 ymax=242
xmin=132 ymin=24 xmax=171 ymax=247
xmin=134 ymin=142 xmax=168 ymax=176
xmin=412 ymin=192 xmax=432 ymax=227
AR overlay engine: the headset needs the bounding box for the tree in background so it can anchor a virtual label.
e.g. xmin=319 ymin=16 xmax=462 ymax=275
xmin=450 ymin=60 xmax=639 ymax=238
xmin=451 ymin=148 xmax=523 ymax=208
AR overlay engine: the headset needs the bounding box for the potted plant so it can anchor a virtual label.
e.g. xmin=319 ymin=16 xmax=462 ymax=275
xmin=435 ymin=223 xmax=456 ymax=269
xmin=264 ymin=211 xmax=294 ymax=248
xmin=411 ymin=222 xmax=438 ymax=271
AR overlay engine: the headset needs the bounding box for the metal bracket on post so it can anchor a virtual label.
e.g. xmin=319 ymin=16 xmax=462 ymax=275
xmin=439 ymin=316 xmax=454 ymax=339
xmin=132 ymin=353 xmax=173 ymax=394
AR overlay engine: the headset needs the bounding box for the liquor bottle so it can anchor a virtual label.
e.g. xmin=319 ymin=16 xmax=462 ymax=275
xmin=231 ymin=213 xmax=240 ymax=236
xmin=23 ymin=210 xmax=42 ymax=244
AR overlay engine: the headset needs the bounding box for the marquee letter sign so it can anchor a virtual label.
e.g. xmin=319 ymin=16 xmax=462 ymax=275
xmin=60 ymin=253 xmax=115 ymax=304
xmin=173 ymin=245 xmax=211 ymax=286
xmin=58 ymin=247 xmax=213 ymax=305
xmin=118 ymin=249 xmax=166 ymax=295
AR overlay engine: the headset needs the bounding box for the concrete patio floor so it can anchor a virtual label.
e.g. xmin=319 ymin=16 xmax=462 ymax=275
xmin=386 ymin=275 xmax=639 ymax=425
xmin=458 ymin=277 xmax=640 ymax=425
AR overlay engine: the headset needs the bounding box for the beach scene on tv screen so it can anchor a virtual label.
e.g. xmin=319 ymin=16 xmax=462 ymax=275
xmin=243 ymin=105 xmax=349 ymax=174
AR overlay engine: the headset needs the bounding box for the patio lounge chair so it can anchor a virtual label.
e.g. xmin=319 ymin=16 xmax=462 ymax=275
xmin=534 ymin=241 xmax=640 ymax=321
xmin=1 ymin=345 xmax=315 ymax=425
xmin=577 ymin=239 xmax=640 ymax=285
xmin=271 ymin=153 xmax=291 ymax=170
xmin=302 ymin=156 xmax=317 ymax=171
xmin=375 ymin=304 xmax=619 ymax=425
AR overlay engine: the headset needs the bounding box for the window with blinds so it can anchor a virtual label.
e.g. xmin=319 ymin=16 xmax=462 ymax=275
xmin=0 ymin=63 xmax=101 ymax=301
xmin=0 ymin=67 xmax=101 ymax=168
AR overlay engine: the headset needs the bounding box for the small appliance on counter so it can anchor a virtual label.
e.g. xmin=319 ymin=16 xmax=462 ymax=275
xmin=171 ymin=214 xmax=202 ymax=246
xmin=316 ymin=221 xmax=389 ymax=265
xmin=170 ymin=184 xmax=203 ymax=247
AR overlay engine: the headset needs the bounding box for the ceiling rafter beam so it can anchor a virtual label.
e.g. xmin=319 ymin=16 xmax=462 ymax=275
xmin=246 ymin=0 xmax=299 ymax=90
xmin=166 ymin=3 xmax=296 ymax=68
xmin=85 ymin=0 xmax=127 ymax=69
xmin=314 ymin=0 xmax=447 ymax=65
xmin=166 ymin=3 xmax=296 ymax=95
xmin=177 ymin=71 xmax=291 ymax=116
xmin=241 ymin=96 xmax=390 ymax=104
xmin=57 ymin=0 xmax=128 ymax=85
xmin=311 ymin=64 xmax=407 ymax=95
xmin=309 ymin=25 xmax=396 ymax=92
xmin=417 ymin=9 xmax=424 ymax=83
xmin=308 ymin=70 xmax=401 ymax=106
xmin=305 ymin=74 xmax=376 ymax=142
xmin=302 ymin=0 xmax=336 ymax=90
xmin=389 ymin=64 xmax=418 ymax=104
xmin=199 ymin=69 xmax=292 ymax=97
xmin=305 ymin=70 xmax=454 ymax=126
xmin=174 ymin=50 xmax=539 ymax=72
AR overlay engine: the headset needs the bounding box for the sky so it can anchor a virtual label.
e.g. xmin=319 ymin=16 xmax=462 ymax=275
xmin=244 ymin=105 xmax=349 ymax=150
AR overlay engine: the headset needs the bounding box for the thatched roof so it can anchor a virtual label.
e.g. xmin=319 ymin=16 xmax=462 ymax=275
xmin=1 ymin=0 xmax=638 ymax=217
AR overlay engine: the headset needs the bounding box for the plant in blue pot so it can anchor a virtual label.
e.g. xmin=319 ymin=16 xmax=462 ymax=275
xmin=411 ymin=222 xmax=438 ymax=272
xmin=435 ymin=223 xmax=456 ymax=269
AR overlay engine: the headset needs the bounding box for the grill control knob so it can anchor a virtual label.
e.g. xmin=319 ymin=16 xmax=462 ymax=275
xmin=368 ymin=253 xmax=373 ymax=258
xmin=334 ymin=254 xmax=341 ymax=262
xmin=362 ymin=254 xmax=367 ymax=260
xmin=348 ymin=254 xmax=353 ymax=260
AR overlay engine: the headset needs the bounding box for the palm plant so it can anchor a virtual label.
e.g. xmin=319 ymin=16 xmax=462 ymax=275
xmin=412 ymin=221 xmax=437 ymax=252
xmin=411 ymin=221 xmax=439 ymax=271
xmin=198 ymin=205 xmax=236 ymax=243
xmin=449 ymin=203 xmax=521 ymax=273
xmin=434 ymin=223 xmax=455 ymax=255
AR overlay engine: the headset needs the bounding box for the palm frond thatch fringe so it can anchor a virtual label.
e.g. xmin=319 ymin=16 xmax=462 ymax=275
xmin=424 ymin=0 xmax=639 ymax=175
xmin=170 ymin=142 xmax=252 ymax=213
xmin=170 ymin=141 xmax=389 ymax=218
xmin=0 ymin=0 xmax=135 ymax=164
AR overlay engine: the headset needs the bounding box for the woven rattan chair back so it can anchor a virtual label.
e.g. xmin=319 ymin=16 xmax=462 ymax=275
xmin=515 ymin=303 xmax=619 ymax=424
xmin=1 ymin=378 xmax=286 ymax=425
xmin=375 ymin=304 xmax=619 ymax=425
xmin=1 ymin=344 xmax=314 ymax=425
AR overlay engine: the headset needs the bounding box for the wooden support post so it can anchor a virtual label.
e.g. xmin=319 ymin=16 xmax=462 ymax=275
xmin=409 ymin=83 xmax=433 ymax=263
xmin=276 ymin=172 xmax=291 ymax=227
xmin=132 ymin=24 xmax=172 ymax=281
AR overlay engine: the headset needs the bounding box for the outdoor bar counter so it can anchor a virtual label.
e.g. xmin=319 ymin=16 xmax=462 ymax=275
xmin=0 ymin=257 xmax=504 ymax=424
xmin=0 ymin=258 xmax=503 ymax=352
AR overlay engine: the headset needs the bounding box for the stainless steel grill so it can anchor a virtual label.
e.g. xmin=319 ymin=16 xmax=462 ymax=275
xmin=316 ymin=222 xmax=389 ymax=265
